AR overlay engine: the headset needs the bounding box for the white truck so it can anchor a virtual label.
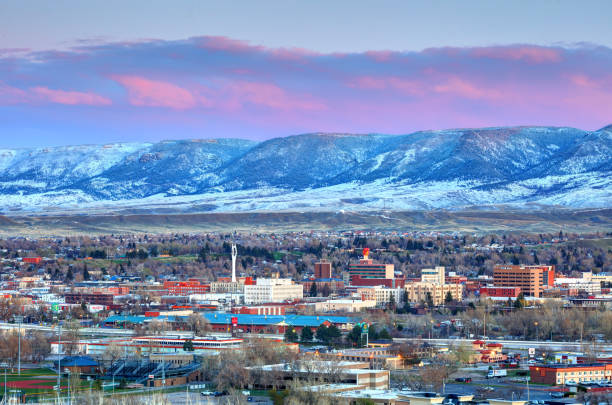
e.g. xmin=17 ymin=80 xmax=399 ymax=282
xmin=487 ymin=368 xmax=507 ymax=379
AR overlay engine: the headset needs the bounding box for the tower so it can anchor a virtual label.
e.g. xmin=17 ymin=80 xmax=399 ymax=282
xmin=231 ymin=243 xmax=237 ymax=283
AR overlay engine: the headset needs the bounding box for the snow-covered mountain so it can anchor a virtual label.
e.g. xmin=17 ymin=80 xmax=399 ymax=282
xmin=1 ymin=125 xmax=610 ymax=213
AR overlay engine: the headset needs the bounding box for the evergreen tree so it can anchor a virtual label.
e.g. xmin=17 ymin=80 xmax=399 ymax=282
xmin=514 ymin=292 xmax=525 ymax=309
xmin=83 ymin=265 xmax=90 ymax=281
xmin=445 ymin=291 xmax=453 ymax=304
xmin=183 ymin=339 xmax=194 ymax=351
xmin=300 ymin=327 xmax=314 ymax=343
xmin=346 ymin=325 xmax=363 ymax=347
xmin=309 ymin=282 xmax=318 ymax=297
xmin=426 ymin=292 xmax=435 ymax=308
xmin=66 ymin=267 xmax=73 ymax=281
xmin=284 ymin=328 xmax=299 ymax=343
xmin=378 ymin=328 xmax=392 ymax=340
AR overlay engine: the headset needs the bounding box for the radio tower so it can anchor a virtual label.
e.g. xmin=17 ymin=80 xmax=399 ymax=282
xmin=231 ymin=243 xmax=237 ymax=283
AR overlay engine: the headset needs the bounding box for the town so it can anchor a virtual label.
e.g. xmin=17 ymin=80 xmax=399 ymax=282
xmin=0 ymin=230 xmax=610 ymax=404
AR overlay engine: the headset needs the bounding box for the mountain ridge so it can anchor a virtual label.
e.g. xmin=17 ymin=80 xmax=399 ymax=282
xmin=0 ymin=125 xmax=610 ymax=214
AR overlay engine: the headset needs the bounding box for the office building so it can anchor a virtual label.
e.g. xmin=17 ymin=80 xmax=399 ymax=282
xmin=243 ymin=278 xmax=303 ymax=304
xmin=493 ymin=265 xmax=555 ymax=297
xmin=315 ymin=260 xmax=332 ymax=279
xmin=349 ymin=248 xmax=394 ymax=280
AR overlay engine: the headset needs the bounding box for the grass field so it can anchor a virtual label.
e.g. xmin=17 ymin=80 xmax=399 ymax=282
xmin=0 ymin=368 xmax=89 ymax=396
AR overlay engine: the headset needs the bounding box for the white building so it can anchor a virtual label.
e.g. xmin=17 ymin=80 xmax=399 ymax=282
xmin=555 ymin=272 xmax=601 ymax=295
xmin=357 ymin=286 xmax=404 ymax=308
xmin=244 ymin=278 xmax=303 ymax=304
xmin=421 ymin=266 xmax=445 ymax=284
xmin=313 ymin=298 xmax=377 ymax=313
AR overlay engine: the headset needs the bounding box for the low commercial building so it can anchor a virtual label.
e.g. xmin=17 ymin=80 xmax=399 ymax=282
xmin=479 ymin=287 xmax=522 ymax=299
xmin=317 ymin=347 xmax=405 ymax=369
xmin=313 ymin=298 xmax=376 ymax=313
xmin=530 ymin=363 xmax=612 ymax=385
xmin=248 ymin=360 xmax=389 ymax=390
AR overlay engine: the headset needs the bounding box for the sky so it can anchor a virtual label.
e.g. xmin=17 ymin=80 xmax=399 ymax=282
xmin=0 ymin=0 xmax=611 ymax=147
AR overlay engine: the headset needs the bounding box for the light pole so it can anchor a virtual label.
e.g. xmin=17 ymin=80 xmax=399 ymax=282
xmin=13 ymin=315 xmax=23 ymax=376
xmin=3 ymin=361 xmax=7 ymax=404
xmin=534 ymin=322 xmax=539 ymax=342
xmin=67 ymin=369 xmax=71 ymax=405
xmin=54 ymin=316 xmax=61 ymax=404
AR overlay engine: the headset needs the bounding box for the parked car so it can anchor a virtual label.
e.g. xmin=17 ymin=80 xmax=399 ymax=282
xmin=455 ymin=377 xmax=472 ymax=383
xmin=200 ymin=391 xmax=214 ymax=396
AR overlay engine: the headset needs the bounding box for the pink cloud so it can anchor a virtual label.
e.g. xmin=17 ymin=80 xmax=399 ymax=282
xmin=195 ymin=36 xmax=262 ymax=53
xmin=112 ymin=76 xmax=200 ymax=109
xmin=31 ymin=87 xmax=111 ymax=106
xmin=434 ymin=77 xmax=501 ymax=100
xmin=364 ymin=50 xmax=394 ymax=62
xmin=348 ymin=76 xmax=422 ymax=95
xmin=470 ymin=46 xmax=562 ymax=63
xmin=224 ymin=81 xmax=326 ymax=111
xmin=0 ymin=82 xmax=28 ymax=104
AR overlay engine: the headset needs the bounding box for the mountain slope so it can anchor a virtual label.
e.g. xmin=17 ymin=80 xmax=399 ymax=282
xmin=0 ymin=125 xmax=610 ymax=213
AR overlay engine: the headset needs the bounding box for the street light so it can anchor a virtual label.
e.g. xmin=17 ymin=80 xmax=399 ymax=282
xmin=53 ymin=316 xmax=61 ymax=405
xmin=534 ymin=322 xmax=539 ymax=342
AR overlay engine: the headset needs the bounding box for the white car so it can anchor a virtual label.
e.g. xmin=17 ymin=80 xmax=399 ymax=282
xmin=200 ymin=391 xmax=214 ymax=396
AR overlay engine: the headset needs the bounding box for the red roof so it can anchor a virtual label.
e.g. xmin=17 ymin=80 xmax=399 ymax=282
xmin=473 ymin=340 xmax=485 ymax=344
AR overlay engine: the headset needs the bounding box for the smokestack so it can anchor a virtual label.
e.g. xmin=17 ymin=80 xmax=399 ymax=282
xmin=231 ymin=243 xmax=237 ymax=283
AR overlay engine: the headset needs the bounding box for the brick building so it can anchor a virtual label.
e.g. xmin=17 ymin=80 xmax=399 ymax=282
xmin=164 ymin=280 xmax=211 ymax=295
xmin=315 ymin=260 xmax=332 ymax=279
xmin=493 ymin=265 xmax=555 ymax=297
xmin=64 ymin=293 xmax=114 ymax=306
xmin=530 ymin=363 xmax=612 ymax=385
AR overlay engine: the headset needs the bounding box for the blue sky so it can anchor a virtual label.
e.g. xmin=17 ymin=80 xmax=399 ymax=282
xmin=0 ymin=1 xmax=611 ymax=147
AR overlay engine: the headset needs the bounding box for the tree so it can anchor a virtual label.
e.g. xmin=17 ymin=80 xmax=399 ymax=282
xmin=426 ymin=292 xmax=434 ymax=308
xmin=514 ymin=293 xmax=526 ymax=309
xmin=379 ymin=328 xmax=392 ymax=340
xmin=183 ymin=339 xmax=194 ymax=351
xmin=445 ymin=291 xmax=454 ymax=304
xmin=186 ymin=313 xmax=211 ymax=336
xmin=284 ymin=328 xmax=299 ymax=343
xmin=83 ymin=266 xmax=90 ymax=281
xmin=346 ymin=325 xmax=363 ymax=347
xmin=309 ymin=282 xmax=317 ymax=297
xmin=300 ymin=327 xmax=313 ymax=343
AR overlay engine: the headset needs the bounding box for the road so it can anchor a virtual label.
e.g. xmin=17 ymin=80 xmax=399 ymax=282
xmin=164 ymin=391 xmax=272 ymax=404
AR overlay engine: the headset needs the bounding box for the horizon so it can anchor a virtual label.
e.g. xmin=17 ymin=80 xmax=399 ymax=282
xmin=2 ymin=122 xmax=611 ymax=150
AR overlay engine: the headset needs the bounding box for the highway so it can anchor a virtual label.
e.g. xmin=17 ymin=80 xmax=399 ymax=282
xmin=393 ymin=337 xmax=612 ymax=353
xmin=0 ymin=322 xmax=134 ymax=337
